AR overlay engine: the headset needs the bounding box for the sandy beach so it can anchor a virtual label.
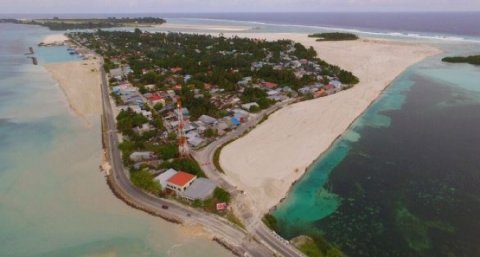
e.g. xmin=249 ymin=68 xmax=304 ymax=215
xmin=156 ymin=23 xmax=253 ymax=32
xmin=43 ymin=59 xmax=102 ymax=123
xmin=219 ymin=33 xmax=442 ymax=214
xmin=41 ymin=34 xmax=69 ymax=44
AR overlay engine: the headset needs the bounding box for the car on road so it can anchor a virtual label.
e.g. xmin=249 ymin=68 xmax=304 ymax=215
xmin=161 ymin=205 xmax=168 ymax=209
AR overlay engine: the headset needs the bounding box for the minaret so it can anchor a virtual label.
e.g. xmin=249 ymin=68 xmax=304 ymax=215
xmin=176 ymin=98 xmax=190 ymax=157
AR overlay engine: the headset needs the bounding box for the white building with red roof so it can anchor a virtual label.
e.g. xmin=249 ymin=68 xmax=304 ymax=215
xmin=166 ymin=171 xmax=197 ymax=195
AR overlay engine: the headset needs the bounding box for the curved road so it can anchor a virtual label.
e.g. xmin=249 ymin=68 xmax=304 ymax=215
xmin=100 ymin=63 xmax=305 ymax=257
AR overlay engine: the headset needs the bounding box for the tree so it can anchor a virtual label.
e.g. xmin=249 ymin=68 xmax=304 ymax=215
xmin=131 ymin=169 xmax=161 ymax=195
xmin=214 ymin=187 xmax=231 ymax=203
xmin=160 ymin=158 xmax=205 ymax=177
xmin=153 ymin=103 xmax=164 ymax=111
xmin=204 ymin=128 xmax=218 ymax=138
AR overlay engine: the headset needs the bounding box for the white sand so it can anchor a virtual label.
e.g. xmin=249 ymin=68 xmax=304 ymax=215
xmin=220 ymin=33 xmax=442 ymax=214
xmin=44 ymin=60 xmax=102 ymax=123
xmin=42 ymin=34 xmax=69 ymax=44
xmin=157 ymin=23 xmax=252 ymax=32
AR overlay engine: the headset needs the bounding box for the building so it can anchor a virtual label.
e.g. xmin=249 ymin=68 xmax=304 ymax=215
xmin=183 ymin=178 xmax=216 ymax=201
xmin=261 ymin=81 xmax=278 ymax=89
xmin=146 ymin=94 xmax=165 ymax=107
xmin=154 ymin=169 xmax=178 ymax=189
xmin=166 ymin=171 xmax=197 ymax=195
xmin=198 ymin=115 xmax=217 ymax=126
xmin=130 ymin=151 xmax=156 ymax=162
xmin=241 ymin=102 xmax=259 ymax=111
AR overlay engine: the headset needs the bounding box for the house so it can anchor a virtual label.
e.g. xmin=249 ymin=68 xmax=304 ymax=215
xmin=188 ymin=136 xmax=204 ymax=148
xmin=237 ymin=76 xmax=252 ymax=87
xmin=325 ymin=84 xmax=342 ymax=95
xmin=146 ymin=94 xmax=165 ymax=107
xmin=141 ymin=110 xmax=153 ymax=119
xmin=118 ymin=105 xmax=141 ymax=113
xmin=261 ymin=81 xmax=278 ymax=89
xmin=166 ymin=171 xmax=197 ymax=195
xmin=230 ymin=117 xmax=241 ymax=126
xmin=144 ymin=84 xmax=156 ymax=91
xmin=241 ymin=102 xmax=259 ymax=111
xmin=298 ymin=86 xmax=316 ymax=95
xmin=110 ymin=66 xmax=132 ymax=80
xmin=314 ymin=88 xmax=327 ymax=98
xmin=174 ymin=107 xmax=190 ymax=118
xmin=198 ymin=115 xmax=217 ymax=126
xmin=267 ymin=89 xmax=280 ymax=96
xmin=183 ymin=178 xmax=216 ymax=201
xmin=154 ymin=168 xmax=178 ymax=189
xmin=216 ymin=121 xmax=230 ymax=135
xmin=232 ymin=109 xmax=249 ymax=122
xmin=130 ymin=151 xmax=156 ymax=162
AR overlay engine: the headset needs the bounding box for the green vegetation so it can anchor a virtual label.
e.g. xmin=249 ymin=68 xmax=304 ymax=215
xmin=263 ymin=213 xmax=278 ymax=230
xmin=292 ymin=236 xmax=324 ymax=257
xmin=116 ymin=109 xmax=148 ymax=136
xmin=213 ymin=139 xmax=235 ymax=173
xmin=160 ymin=158 xmax=205 ymax=177
xmin=70 ymin=30 xmax=359 ymax=92
xmin=225 ymin=211 xmax=246 ymax=229
xmin=130 ymin=169 xmax=162 ymax=195
xmin=291 ymin=235 xmax=345 ymax=257
xmin=308 ymin=32 xmax=359 ymax=41
xmin=213 ymin=187 xmax=231 ymax=203
xmin=241 ymin=87 xmax=274 ymax=109
xmin=442 ymin=55 xmax=480 ymax=65
xmin=1 ymin=17 xmax=166 ymax=31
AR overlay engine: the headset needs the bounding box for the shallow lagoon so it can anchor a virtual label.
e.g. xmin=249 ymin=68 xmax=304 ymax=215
xmin=274 ymin=46 xmax=480 ymax=257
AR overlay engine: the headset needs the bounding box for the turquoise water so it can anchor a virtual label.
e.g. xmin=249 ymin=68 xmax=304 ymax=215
xmin=274 ymin=42 xmax=480 ymax=257
xmin=0 ymin=23 xmax=232 ymax=257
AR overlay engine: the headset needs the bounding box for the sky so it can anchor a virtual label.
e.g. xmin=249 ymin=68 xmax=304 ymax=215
xmin=1 ymin=0 xmax=480 ymax=13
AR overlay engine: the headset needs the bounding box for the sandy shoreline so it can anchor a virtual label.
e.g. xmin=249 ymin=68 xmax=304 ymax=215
xmin=43 ymin=59 xmax=102 ymax=124
xmin=156 ymin=23 xmax=253 ymax=32
xmin=219 ymin=33 xmax=442 ymax=214
xmin=41 ymin=34 xmax=69 ymax=44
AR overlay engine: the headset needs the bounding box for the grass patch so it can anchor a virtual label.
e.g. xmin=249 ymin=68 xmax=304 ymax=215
xmin=225 ymin=211 xmax=246 ymax=230
xmin=213 ymin=139 xmax=234 ymax=173
xmin=263 ymin=213 xmax=278 ymax=231
xmin=308 ymin=32 xmax=359 ymax=41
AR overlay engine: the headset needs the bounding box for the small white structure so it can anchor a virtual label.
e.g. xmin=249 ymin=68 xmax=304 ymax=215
xmin=154 ymin=169 xmax=178 ymax=189
xmin=241 ymin=102 xmax=259 ymax=111
xmin=130 ymin=151 xmax=155 ymax=162
xmin=198 ymin=115 xmax=217 ymax=126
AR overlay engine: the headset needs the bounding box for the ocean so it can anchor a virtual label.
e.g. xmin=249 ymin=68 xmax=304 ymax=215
xmin=1 ymin=12 xmax=479 ymax=257
xmin=0 ymin=23 xmax=232 ymax=257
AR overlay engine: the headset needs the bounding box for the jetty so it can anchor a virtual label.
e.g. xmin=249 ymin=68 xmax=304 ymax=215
xmin=27 ymin=57 xmax=38 ymax=65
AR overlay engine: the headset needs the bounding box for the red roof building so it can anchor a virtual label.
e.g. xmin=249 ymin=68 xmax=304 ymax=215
xmin=261 ymin=81 xmax=278 ymax=89
xmin=166 ymin=171 xmax=197 ymax=194
xmin=146 ymin=94 xmax=165 ymax=106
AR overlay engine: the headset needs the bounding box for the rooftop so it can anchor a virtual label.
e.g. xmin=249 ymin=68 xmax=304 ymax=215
xmin=183 ymin=178 xmax=216 ymax=201
xmin=167 ymin=171 xmax=196 ymax=187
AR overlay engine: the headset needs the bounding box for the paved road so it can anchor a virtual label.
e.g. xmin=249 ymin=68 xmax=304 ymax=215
xmin=193 ymin=100 xmax=306 ymax=257
xmin=99 ymin=67 xmax=279 ymax=257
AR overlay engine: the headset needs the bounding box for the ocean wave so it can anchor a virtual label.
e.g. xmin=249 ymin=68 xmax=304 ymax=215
xmin=167 ymin=17 xmax=480 ymax=43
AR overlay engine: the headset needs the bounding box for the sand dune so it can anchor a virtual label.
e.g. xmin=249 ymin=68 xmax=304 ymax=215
xmin=219 ymin=33 xmax=442 ymax=214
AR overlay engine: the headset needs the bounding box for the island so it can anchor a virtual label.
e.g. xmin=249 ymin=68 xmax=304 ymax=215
xmin=0 ymin=17 xmax=166 ymax=30
xmin=308 ymin=32 xmax=359 ymax=41
xmin=442 ymin=55 xmax=480 ymax=65
xmin=52 ymin=28 xmax=362 ymax=256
